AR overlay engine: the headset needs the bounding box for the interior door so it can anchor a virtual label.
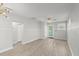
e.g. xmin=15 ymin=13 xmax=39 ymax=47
xmin=12 ymin=22 xmax=24 ymax=45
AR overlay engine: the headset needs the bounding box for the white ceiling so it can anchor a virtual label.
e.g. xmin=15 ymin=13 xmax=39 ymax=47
xmin=5 ymin=3 xmax=73 ymax=22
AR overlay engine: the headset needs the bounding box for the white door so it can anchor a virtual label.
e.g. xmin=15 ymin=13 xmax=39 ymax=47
xmin=17 ymin=24 xmax=23 ymax=41
xmin=12 ymin=22 xmax=24 ymax=45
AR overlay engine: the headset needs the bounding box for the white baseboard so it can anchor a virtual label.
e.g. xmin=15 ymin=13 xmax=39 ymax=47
xmin=67 ymin=40 xmax=74 ymax=56
xmin=40 ymin=37 xmax=47 ymax=39
xmin=22 ymin=38 xmax=41 ymax=45
xmin=0 ymin=46 xmax=13 ymax=53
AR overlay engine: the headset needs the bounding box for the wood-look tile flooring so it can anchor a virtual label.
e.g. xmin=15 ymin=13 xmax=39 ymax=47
xmin=0 ymin=39 xmax=71 ymax=56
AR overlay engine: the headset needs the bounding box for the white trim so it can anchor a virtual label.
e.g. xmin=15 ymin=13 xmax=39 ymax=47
xmin=0 ymin=46 xmax=13 ymax=53
xmin=22 ymin=38 xmax=42 ymax=45
xmin=67 ymin=40 xmax=74 ymax=56
xmin=41 ymin=37 xmax=47 ymax=39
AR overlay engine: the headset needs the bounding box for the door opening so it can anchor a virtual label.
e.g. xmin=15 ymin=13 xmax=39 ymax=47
xmin=12 ymin=22 xmax=24 ymax=46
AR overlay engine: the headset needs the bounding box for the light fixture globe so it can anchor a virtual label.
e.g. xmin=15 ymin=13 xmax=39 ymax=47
xmin=0 ymin=3 xmax=12 ymax=17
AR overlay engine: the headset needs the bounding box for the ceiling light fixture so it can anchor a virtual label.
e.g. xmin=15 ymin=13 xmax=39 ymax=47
xmin=0 ymin=3 xmax=12 ymax=17
xmin=47 ymin=17 xmax=52 ymax=23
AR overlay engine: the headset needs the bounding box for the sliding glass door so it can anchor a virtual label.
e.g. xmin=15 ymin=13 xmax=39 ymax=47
xmin=47 ymin=23 xmax=53 ymax=37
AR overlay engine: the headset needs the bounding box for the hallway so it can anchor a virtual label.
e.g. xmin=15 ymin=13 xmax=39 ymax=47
xmin=0 ymin=39 xmax=71 ymax=56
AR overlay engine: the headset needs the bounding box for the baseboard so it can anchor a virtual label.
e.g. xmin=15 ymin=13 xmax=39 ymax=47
xmin=22 ymin=38 xmax=41 ymax=45
xmin=40 ymin=37 xmax=47 ymax=39
xmin=0 ymin=46 xmax=13 ymax=53
xmin=67 ymin=40 xmax=74 ymax=56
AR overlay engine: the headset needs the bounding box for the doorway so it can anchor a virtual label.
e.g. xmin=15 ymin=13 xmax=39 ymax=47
xmin=47 ymin=23 xmax=54 ymax=38
xmin=44 ymin=21 xmax=67 ymax=40
xmin=12 ymin=22 xmax=24 ymax=46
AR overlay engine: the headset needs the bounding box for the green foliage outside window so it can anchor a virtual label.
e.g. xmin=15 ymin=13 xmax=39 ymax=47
xmin=48 ymin=25 xmax=53 ymax=36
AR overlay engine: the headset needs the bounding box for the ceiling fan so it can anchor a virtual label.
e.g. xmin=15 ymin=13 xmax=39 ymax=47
xmin=0 ymin=3 xmax=13 ymax=17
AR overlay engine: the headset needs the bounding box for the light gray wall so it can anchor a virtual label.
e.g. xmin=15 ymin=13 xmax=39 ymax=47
xmin=53 ymin=22 xmax=67 ymax=40
xmin=0 ymin=13 xmax=41 ymax=52
xmin=22 ymin=18 xmax=41 ymax=44
xmin=9 ymin=13 xmax=42 ymax=44
xmin=68 ymin=4 xmax=79 ymax=56
xmin=0 ymin=16 xmax=13 ymax=52
xmin=11 ymin=15 xmax=41 ymax=44
xmin=39 ymin=21 xmax=45 ymax=39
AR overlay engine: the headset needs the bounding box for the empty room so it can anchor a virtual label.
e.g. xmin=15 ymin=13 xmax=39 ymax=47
xmin=0 ymin=3 xmax=79 ymax=56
